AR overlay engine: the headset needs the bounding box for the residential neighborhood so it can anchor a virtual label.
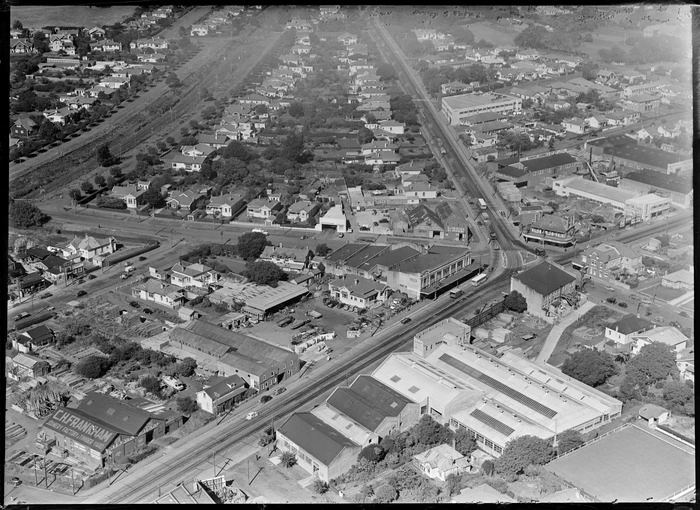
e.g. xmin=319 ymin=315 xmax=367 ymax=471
xmin=6 ymin=4 xmax=694 ymax=506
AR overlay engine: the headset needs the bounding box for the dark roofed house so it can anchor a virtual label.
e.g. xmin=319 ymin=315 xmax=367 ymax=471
xmin=19 ymin=324 xmax=55 ymax=348
xmin=327 ymin=375 xmax=420 ymax=438
xmin=277 ymin=412 xmax=361 ymax=482
xmin=605 ymin=314 xmax=655 ymax=346
xmin=511 ymin=261 xmax=577 ymax=319
xmin=196 ymin=374 xmax=247 ymax=416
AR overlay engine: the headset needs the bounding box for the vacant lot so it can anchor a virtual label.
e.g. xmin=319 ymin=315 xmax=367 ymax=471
xmin=11 ymin=5 xmax=136 ymax=27
xmin=466 ymin=21 xmax=525 ymax=47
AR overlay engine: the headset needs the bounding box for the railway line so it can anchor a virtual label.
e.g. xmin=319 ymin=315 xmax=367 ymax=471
xmin=95 ymin=273 xmax=511 ymax=503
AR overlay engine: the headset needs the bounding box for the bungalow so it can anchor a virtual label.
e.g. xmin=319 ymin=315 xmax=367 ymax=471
xmin=136 ymin=53 xmax=165 ymax=63
xmin=631 ymin=326 xmax=688 ymax=355
xmin=10 ymin=38 xmax=36 ymax=54
xmin=97 ymin=39 xmax=122 ymax=52
xmin=11 ymin=353 xmax=50 ymax=379
xmin=413 ymin=444 xmax=471 ymax=481
xmin=246 ymin=198 xmax=282 ymax=219
xmin=198 ymin=133 xmax=230 ymax=149
xmin=111 ymin=184 xmax=146 ymax=208
xmin=378 ymin=120 xmax=405 ymax=135
xmin=338 ymin=32 xmax=358 ymax=45
xmin=130 ymin=38 xmax=169 ymax=50
xmin=43 ymin=107 xmax=72 ymax=125
xmin=638 ymin=404 xmax=670 ymax=426
xmin=238 ymin=94 xmax=270 ymax=106
xmin=12 ymin=117 xmax=37 ymax=138
xmin=287 ymin=200 xmax=321 ymax=223
xmin=171 ymin=154 xmax=206 ymax=172
xmin=167 ymin=189 xmax=204 ymax=212
xmin=180 ymin=143 xmax=216 ymax=158
xmin=205 ymin=193 xmax=246 ymax=218
xmin=87 ymin=26 xmax=106 ymax=39
xmin=170 ymin=261 xmax=218 ymax=289
xmin=605 ymin=314 xmax=655 ymax=347
xmin=19 ymin=325 xmax=55 ymax=349
xmin=516 ymin=49 xmax=539 ymax=60
xmin=98 ymin=76 xmax=130 ymax=89
xmin=64 ymin=234 xmax=118 ymax=261
xmin=586 ymin=114 xmax=608 ymax=129
xmin=132 ymin=278 xmax=186 ymax=308
xmin=562 ymin=117 xmax=587 ymax=134
xmin=328 ymin=275 xmax=389 ymax=309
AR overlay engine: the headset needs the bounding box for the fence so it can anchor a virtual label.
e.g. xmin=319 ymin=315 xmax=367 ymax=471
xmin=552 ymin=422 xmax=632 ymax=461
xmin=462 ymin=296 xmax=507 ymax=330
xmin=102 ymin=242 xmax=160 ymax=270
xmin=5 ymin=462 xmax=83 ymax=495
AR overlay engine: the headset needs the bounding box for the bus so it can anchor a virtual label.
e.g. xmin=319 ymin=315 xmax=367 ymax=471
xmin=449 ymin=288 xmax=464 ymax=299
xmin=477 ymin=198 xmax=487 ymax=211
xmin=471 ymin=274 xmax=487 ymax=286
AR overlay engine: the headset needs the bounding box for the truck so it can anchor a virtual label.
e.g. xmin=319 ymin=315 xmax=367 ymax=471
xmin=161 ymin=375 xmax=185 ymax=391
xmin=124 ymin=265 xmax=135 ymax=275
xmin=276 ymin=316 xmax=294 ymax=327
xmin=477 ymin=198 xmax=487 ymax=211
xmin=449 ymin=288 xmax=464 ymax=299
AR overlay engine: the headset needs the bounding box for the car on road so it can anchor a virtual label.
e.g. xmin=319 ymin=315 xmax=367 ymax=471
xmin=401 ymin=317 xmax=412 ymax=324
xmin=88 ymin=274 xmax=97 ymax=280
xmin=77 ymin=279 xmax=85 ymax=284
xmin=653 ymin=317 xmax=665 ymax=324
xmin=606 ymin=286 xmax=615 ymax=291
xmin=669 ymin=321 xmax=682 ymax=329
xmin=121 ymin=274 xmax=130 ymax=280
xmin=76 ymin=290 xmax=87 ymax=297
xmin=274 ymin=387 xmax=287 ymax=396
xmin=252 ymin=228 xmax=268 ymax=235
xmin=260 ymin=395 xmax=273 ymax=404
xmin=606 ymin=297 xmax=617 ymax=304
xmin=39 ymin=293 xmax=52 ymax=299
xmin=143 ymin=308 xmax=153 ymax=314
xmin=300 ymin=235 xmax=308 ymax=239
xmin=129 ymin=301 xmax=140 ymax=308
xmin=617 ymin=302 xmax=628 ymax=308
xmin=246 ymin=411 xmax=258 ymax=420
xmin=679 ymin=311 xmax=689 ymax=318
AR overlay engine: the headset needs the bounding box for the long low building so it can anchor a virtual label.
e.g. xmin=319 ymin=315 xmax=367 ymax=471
xmin=619 ymin=169 xmax=693 ymax=209
xmin=371 ymin=318 xmax=622 ymax=458
xmin=441 ymin=92 xmax=522 ymax=126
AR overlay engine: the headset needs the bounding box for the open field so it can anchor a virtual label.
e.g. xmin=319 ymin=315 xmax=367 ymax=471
xmin=10 ymin=5 xmax=136 ymax=28
xmin=546 ymin=424 xmax=696 ymax=502
xmin=465 ymin=21 xmax=525 ymax=47
xmin=638 ymin=282 xmax=686 ymax=302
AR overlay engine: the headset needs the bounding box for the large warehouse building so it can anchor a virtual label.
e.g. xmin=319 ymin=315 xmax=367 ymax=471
xmin=441 ymin=92 xmax=522 ymax=126
xmin=371 ymin=318 xmax=623 ymax=459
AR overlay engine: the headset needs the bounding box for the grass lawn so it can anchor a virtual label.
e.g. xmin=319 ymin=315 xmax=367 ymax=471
xmin=466 ymin=21 xmax=524 ymax=47
xmin=546 ymin=424 xmax=696 ymax=502
xmin=639 ymin=282 xmax=686 ymax=302
xmin=550 ymin=305 xmax=624 ymax=359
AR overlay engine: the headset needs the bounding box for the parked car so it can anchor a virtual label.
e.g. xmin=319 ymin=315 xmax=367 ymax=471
xmin=617 ymin=302 xmax=628 ymax=308
xmin=39 ymin=293 xmax=52 ymax=299
xmin=76 ymin=290 xmax=87 ymax=297
xmin=88 ymin=274 xmax=97 ymax=280
xmin=143 ymin=308 xmax=153 ymax=314
xmin=338 ymin=232 xmax=344 ymax=238
xmin=300 ymin=235 xmax=308 ymax=240
xmin=679 ymin=311 xmax=689 ymax=318
xmin=129 ymin=301 xmax=140 ymax=308
xmin=260 ymin=395 xmax=273 ymax=404
xmin=13 ymin=312 xmax=31 ymax=321
xmin=246 ymin=411 xmax=258 ymax=420
xmin=669 ymin=321 xmax=682 ymax=329
xmin=653 ymin=317 xmax=665 ymax=324
xmin=274 ymin=387 xmax=287 ymax=396
xmin=606 ymin=297 xmax=617 ymax=304
xmin=400 ymin=317 xmax=412 ymax=324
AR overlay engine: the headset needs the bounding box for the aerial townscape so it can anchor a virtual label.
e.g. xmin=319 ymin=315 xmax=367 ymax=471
xmin=6 ymin=4 xmax=695 ymax=505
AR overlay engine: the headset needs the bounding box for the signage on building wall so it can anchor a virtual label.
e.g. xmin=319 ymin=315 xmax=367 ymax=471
xmin=43 ymin=409 xmax=118 ymax=452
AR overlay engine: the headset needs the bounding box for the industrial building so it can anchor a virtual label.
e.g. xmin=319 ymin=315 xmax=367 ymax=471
xmin=619 ymin=170 xmax=693 ymax=209
xmin=371 ymin=318 xmax=623 ymax=458
xmin=441 ymin=92 xmax=522 ymax=126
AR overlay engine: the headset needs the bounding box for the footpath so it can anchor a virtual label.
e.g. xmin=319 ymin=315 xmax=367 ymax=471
xmin=536 ymin=300 xmax=596 ymax=364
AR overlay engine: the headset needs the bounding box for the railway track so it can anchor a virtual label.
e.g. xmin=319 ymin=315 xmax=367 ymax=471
xmin=100 ymin=273 xmax=511 ymax=503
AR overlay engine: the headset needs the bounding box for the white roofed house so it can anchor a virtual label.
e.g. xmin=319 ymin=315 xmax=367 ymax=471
xmin=205 ymin=193 xmax=246 ymax=218
xmin=413 ymin=444 xmax=472 ymax=481
xmin=98 ymin=76 xmax=130 ymax=89
xmin=98 ymin=39 xmax=122 ymax=52
xmin=171 ymin=154 xmax=206 ymax=172
xmin=132 ymin=278 xmax=186 ymax=308
xmin=630 ymin=327 xmax=689 ymax=355
xmin=190 ymin=24 xmax=209 ymax=36
xmin=170 ymin=261 xmax=219 ymax=289
xmin=130 ymin=37 xmax=169 ymax=50
xmin=110 ymin=184 xmax=147 ymax=209
xmin=328 ymin=275 xmax=389 ymax=310
xmin=286 ymin=200 xmax=320 ymax=223
xmin=246 ymin=197 xmax=282 ymax=219
xmin=64 ymin=234 xmax=117 ymax=262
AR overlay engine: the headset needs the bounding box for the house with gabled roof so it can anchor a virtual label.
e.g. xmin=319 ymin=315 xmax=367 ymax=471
xmin=111 ymin=184 xmax=146 ymax=208
xmin=522 ymin=214 xmax=576 ymax=249
xmin=64 ymin=233 xmax=117 ymax=261
xmin=631 ymin=326 xmax=688 ymax=355
xmin=246 ymin=197 xmax=282 ymax=219
xmin=328 ymin=275 xmax=389 ymax=309
xmin=12 ymin=117 xmax=37 ymax=138
xmin=171 ymin=154 xmax=206 ymax=172
xmin=166 ymin=189 xmax=205 ymax=212
xmin=196 ymin=375 xmax=247 ymax=415
xmin=11 ymin=352 xmax=50 ymax=379
xmin=413 ymin=443 xmax=472 ymax=481
xmin=286 ymin=200 xmax=320 ymax=223
xmin=170 ymin=261 xmax=218 ymax=289
xmin=205 ymin=193 xmax=246 ymax=218
xmin=605 ymin=314 xmax=655 ymax=346
xmin=132 ymin=278 xmax=186 ymax=308
xmin=277 ymin=412 xmax=361 ymax=482
xmin=510 ymin=261 xmax=577 ymax=319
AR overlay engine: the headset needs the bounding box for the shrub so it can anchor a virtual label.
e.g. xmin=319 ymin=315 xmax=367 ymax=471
xmin=177 ymin=357 xmax=197 ymax=377
xmin=312 ymin=479 xmax=329 ymax=494
xmin=280 ymin=451 xmax=297 ymax=468
xmin=176 ymin=395 xmax=199 ymax=414
xmin=481 ymin=459 xmax=495 ymax=476
xmin=140 ymin=375 xmax=162 ymax=396
xmin=357 ymin=444 xmax=386 ymax=464
xmin=485 ymin=476 xmax=508 ymax=494
xmin=74 ymin=355 xmax=112 ymax=379
xmin=374 ymin=484 xmax=398 ymax=503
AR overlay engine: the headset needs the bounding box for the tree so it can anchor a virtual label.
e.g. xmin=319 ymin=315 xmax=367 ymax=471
xmin=445 ymin=473 xmax=462 ymax=497
xmin=140 ymin=375 xmax=162 ymax=396
xmin=287 ymin=101 xmax=305 ymax=118
xmin=556 ymin=429 xmax=585 ymax=455
xmin=74 ymin=355 xmax=112 ymax=379
xmin=280 ymin=451 xmax=297 ymax=468
xmin=376 ymin=63 xmax=397 ymax=81
xmin=358 ymin=444 xmax=386 ymax=464
xmin=662 ymin=380 xmax=694 ymax=414
xmin=413 ymin=415 xmax=454 ymax=446
xmin=561 ymin=349 xmax=618 ymax=387
xmin=68 ymin=188 xmax=82 ymax=203
xmin=454 ymin=427 xmax=477 ymax=456
xmin=140 ymin=188 xmax=166 ymax=209
xmin=357 ymin=126 xmax=375 ymax=145
xmin=315 ymin=243 xmax=332 ymax=257
xmin=9 ymin=201 xmax=50 ymax=228
xmin=95 ymin=196 xmax=127 ymax=209
xmin=317 ymin=261 xmax=326 ymax=277
xmin=12 ymin=20 xmax=23 ymax=30
xmin=312 ymin=479 xmax=329 ymax=494
xmin=579 ymin=61 xmax=600 ymax=81
xmin=109 ymin=166 xmax=122 ymax=177
xmin=176 ymin=395 xmax=199 ymax=414
xmin=94 ymin=175 xmax=106 ymax=188
xmin=626 ymin=342 xmax=678 ymax=387
xmin=80 ymin=181 xmax=94 ymax=194
xmin=504 ymin=290 xmax=527 ymax=313
xmin=97 ymin=143 xmax=115 ymax=166
xmin=176 ymin=357 xmax=197 ymax=377
xmin=243 ymin=260 xmax=288 ymax=287
xmin=166 ymin=136 xmax=176 ymax=146
xmin=495 ymin=435 xmax=555 ymax=478
xmin=481 ymin=459 xmax=495 ymax=476
xmin=236 ymin=232 xmax=268 ymax=261
xmin=374 ymin=484 xmax=398 ymax=503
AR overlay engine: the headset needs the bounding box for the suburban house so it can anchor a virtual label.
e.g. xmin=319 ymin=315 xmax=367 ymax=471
xmin=328 ymin=275 xmax=390 ymax=310
xmin=131 ymin=279 xmax=187 ymax=308
xmin=63 ymin=234 xmax=117 ymax=261
xmin=10 ymin=353 xmax=51 ymax=379
xmin=572 ymin=242 xmax=643 ymax=281
xmin=12 ymin=117 xmax=37 ymax=138
xmin=170 ymin=261 xmax=218 ymax=289
xmin=638 ymin=404 xmax=670 ymax=426
xmin=286 ymin=201 xmax=320 ymax=223
xmin=246 ymin=198 xmax=282 ymax=219
xmin=43 ymin=107 xmax=72 ymax=125
xmin=413 ymin=444 xmax=471 ymax=481
xmin=130 ymin=37 xmax=169 ymax=50
xmin=631 ymin=326 xmax=688 ymax=355
xmin=604 ymin=315 xmax=655 ymax=346
xmin=276 ymin=412 xmax=361 ymax=483
xmin=171 ymin=154 xmax=206 ymax=172
xmin=562 ymin=118 xmax=588 ymax=134
xmin=111 ymin=184 xmax=147 ymax=208
xmin=166 ymin=189 xmax=204 ymax=212
xmin=18 ymin=325 xmax=55 ymax=350
xmin=510 ymin=261 xmax=577 ymax=319
xmin=195 ymin=375 xmax=247 ymax=415
xmin=205 ymin=193 xmax=246 ymax=218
